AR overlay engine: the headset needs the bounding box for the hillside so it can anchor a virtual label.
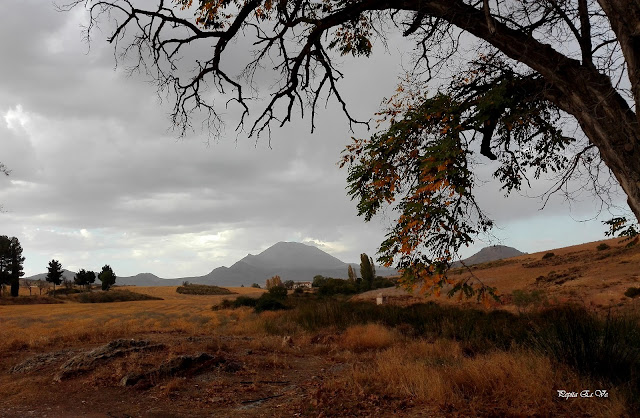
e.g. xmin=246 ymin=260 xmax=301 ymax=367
xmin=24 ymin=269 xmax=77 ymax=282
xmin=356 ymin=237 xmax=640 ymax=311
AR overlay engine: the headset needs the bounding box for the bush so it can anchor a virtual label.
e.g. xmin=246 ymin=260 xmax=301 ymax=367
xmin=0 ymin=295 xmax=64 ymax=305
xmin=233 ymin=295 xmax=259 ymax=308
xmin=71 ymin=290 xmax=163 ymax=303
xmin=293 ymin=287 xmax=304 ymax=295
xmin=625 ymin=287 xmax=640 ymax=298
xmin=597 ymin=243 xmax=611 ymax=251
xmin=542 ymin=252 xmax=555 ymax=259
xmin=317 ymin=278 xmax=358 ymax=296
xmin=176 ymin=284 xmax=236 ymax=295
xmin=268 ymin=285 xmax=288 ymax=299
xmin=47 ymin=287 xmax=83 ymax=296
xmin=255 ymin=294 xmax=288 ymax=312
xmin=371 ymin=276 xmax=395 ymax=290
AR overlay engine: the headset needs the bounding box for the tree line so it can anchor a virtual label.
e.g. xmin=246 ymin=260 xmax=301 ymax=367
xmin=0 ymin=235 xmax=117 ymax=297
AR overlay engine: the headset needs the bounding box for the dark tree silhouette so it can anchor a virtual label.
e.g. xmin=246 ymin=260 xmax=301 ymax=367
xmin=74 ymin=269 xmax=97 ymax=291
xmin=0 ymin=236 xmax=25 ymax=297
xmin=98 ymin=264 xmax=117 ymax=290
xmin=359 ymin=253 xmax=375 ymax=292
xmin=46 ymin=259 xmax=64 ymax=296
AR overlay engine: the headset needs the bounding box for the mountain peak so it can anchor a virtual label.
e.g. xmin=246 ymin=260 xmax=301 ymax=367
xmin=454 ymin=245 xmax=525 ymax=267
xmin=237 ymin=241 xmax=346 ymax=270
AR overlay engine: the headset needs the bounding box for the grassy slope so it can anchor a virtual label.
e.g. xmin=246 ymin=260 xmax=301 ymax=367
xmin=355 ymin=237 xmax=640 ymax=311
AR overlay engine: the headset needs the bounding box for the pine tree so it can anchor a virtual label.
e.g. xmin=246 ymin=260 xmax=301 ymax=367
xmin=98 ymin=265 xmax=116 ymax=291
xmin=46 ymin=259 xmax=64 ymax=296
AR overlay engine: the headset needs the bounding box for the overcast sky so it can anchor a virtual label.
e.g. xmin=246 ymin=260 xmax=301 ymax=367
xmin=0 ymin=1 xmax=628 ymax=278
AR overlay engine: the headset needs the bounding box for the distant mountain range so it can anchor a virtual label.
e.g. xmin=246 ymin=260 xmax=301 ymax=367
xmin=24 ymin=269 xmax=77 ymax=282
xmin=25 ymin=242 xmax=398 ymax=287
xmin=24 ymin=242 xmax=525 ymax=287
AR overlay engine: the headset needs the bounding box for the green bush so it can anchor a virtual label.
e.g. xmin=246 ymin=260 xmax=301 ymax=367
xmin=71 ymin=290 xmax=163 ymax=303
xmin=317 ymin=278 xmax=358 ymax=296
xmin=176 ymin=284 xmax=236 ymax=295
xmin=371 ymin=276 xmax=395 ymax=290
xmin=542 ymin=252 xmax=555 ymax=259
xmin=233 ymin=295 xmax=259 ymax=308
xmin=0 ymin=296 xmax=64 ymax=305
xmin=47 ymin=287 xmax=83 ymax=296
xmin=255 ymin=295 xmax=288 ymax=312
xmin=625 ymin=287 xmax=640 ymax=298
xmin=268 ymin=285 xmax=288 ymax=299
xmin=597 ymin=243 xmax=611 ymax=251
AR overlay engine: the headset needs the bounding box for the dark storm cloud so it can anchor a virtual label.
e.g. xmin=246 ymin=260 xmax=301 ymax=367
xmin=0 ymin=1 xmax=619 ymax=276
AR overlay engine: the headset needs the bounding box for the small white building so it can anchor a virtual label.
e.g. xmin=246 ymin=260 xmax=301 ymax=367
xmin=293 ymin=281 xmax=312 ymax=289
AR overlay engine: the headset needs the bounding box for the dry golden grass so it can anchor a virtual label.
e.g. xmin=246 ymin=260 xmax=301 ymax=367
xmin=0 ymin=287 xmax=263 ymax=352
xmin=330 ymin=339 xmax=627 ymax=417
xmin=339 ymin=323 xmax=399 ymax=351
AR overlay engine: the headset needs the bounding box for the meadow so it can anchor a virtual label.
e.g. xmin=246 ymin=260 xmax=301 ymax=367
xmin=2 ymin=239 xmax=640 ymax=416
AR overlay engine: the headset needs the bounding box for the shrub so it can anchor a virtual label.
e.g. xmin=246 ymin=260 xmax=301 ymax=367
xmin=293 ymin=287 xmax=304 ymax=295
xmin=542 ymin=252 xmax=555 ymax=259
xmin=267 ymin=285 xmax=288 ymax=299
xmin=317 ymin=278 xmax=358 ymax=296
xmin=371 ymin=276 xmax=395 ymax=290
xmin=47 ymin=287 xmax=82 ymax=296
xmin=71 ymin=289 xmax=163 ymax=303
xmin=625 ymin=287 xmax=640 ymax=298
xmin=0 ymin=296 xmax=64 ymax=305
xmin=597 ymin=243 xmax=611 ymax=251
xmin=176 ymin=284 xmax=235 ymax=295
xmin=232 ymin=296 xmax=259 ymax=308
xmin=255 ymin=294 xmax=288 ymax=312
xmin=251 ymin=283 xmax=261 ymax=288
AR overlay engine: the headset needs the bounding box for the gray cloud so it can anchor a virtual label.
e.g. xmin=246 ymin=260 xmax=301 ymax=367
xmin=0 ymin=1 xmax=622 ymax=277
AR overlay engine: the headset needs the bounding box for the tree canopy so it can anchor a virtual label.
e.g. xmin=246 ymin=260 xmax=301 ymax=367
xmin=74 ymin=269 xmax=97 ymax=290
xmin=0 ymin=236 xmax=25 ymax=297
xmin=98 ymin=264 xmax=117 ymax=290
xmin=46 ymin=259 xmax=64 ymax=294
xmin=65 ymin=0 xmax=640 ymax=300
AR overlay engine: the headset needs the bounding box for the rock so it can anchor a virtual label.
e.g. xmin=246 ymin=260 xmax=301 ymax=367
xmin=54 ymin=339 xmax=165 ymax=382
xmin=120 ymin=352 xmax=239 ymax=387
xmin=10 ymin=350 xmax=74 ymax=374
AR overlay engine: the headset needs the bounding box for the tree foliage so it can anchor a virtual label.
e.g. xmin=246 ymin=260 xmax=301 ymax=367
xmin=98 ymin=264 xmax=117 ymax=291
xmin=46 ymin=259 xmax=64 ymax=295
xmin=74 ymin=269 xmax=97 ymax=291
xmin=65 ymin=0 xmax=640 ymax=299
xmin=0 ymin=236 xmax=25 ymax=297
xmin=359 ymin=253 xmax=375 ymax=291
xmin=265 ymin=275 xmax=283 ymax=289
xmin=347 ymin=264 xmax=357 ymax=282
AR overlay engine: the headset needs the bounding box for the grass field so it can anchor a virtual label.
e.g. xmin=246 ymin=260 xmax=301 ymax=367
xmin=0 ymin=286 xmax=263 ymax=352
xmin=2 ymin=239 xmax=639 ymax=416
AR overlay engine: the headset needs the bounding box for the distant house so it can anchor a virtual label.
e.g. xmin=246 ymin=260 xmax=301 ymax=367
xmin=293 ymin=281 xmax=312 ymax=289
